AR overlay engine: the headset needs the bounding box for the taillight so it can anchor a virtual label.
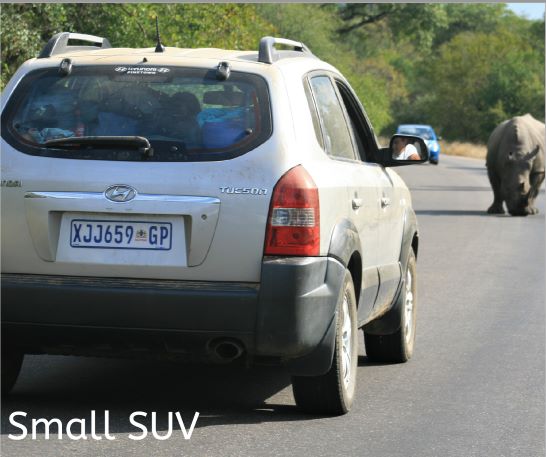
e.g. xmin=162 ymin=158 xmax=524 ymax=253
xmin=264 ymin=165 xmax=320 ymax=256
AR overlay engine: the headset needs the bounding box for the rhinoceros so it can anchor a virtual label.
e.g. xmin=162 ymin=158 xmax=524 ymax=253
xmin=486 ymin=114 xmax=545 ymax=216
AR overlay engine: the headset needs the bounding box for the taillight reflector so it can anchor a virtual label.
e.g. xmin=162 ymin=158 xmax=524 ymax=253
xmin=264 ymin=165 xmax=320 ymax=256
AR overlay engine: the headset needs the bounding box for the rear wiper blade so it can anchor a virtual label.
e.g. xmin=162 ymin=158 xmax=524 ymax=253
xmin=44 ymin=136 xmax=154 ymax=158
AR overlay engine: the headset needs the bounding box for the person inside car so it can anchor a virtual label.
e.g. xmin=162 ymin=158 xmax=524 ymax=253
xmin=392 ymin=137 xmax=420 ymax=161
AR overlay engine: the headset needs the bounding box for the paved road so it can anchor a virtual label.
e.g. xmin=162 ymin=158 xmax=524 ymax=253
xmin=2 ymin=155 xmax=544 ymax=457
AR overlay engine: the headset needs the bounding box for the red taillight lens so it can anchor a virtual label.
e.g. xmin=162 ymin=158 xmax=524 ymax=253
xmin=264 ymin=165 xmax=320 ymax=256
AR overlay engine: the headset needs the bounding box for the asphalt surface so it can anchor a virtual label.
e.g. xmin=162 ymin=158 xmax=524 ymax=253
xmin=1 ymin=155 xmax=544 ymax=457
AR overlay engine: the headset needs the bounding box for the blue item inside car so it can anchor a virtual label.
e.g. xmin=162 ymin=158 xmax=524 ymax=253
xmin=199 ymin=108 xmax=248 ymax=149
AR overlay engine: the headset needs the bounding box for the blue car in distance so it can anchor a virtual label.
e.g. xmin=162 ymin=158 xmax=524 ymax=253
xmin=397 ymin=124 xmax=441 ymax=164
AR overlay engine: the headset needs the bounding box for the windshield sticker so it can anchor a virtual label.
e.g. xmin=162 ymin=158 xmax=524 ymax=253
xmin=114 ymin=66 xmax=170 ymax=75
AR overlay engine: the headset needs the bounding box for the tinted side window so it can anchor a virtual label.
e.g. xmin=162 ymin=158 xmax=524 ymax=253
xmin=304 ymin=80 xmax=324 ymax=149
xmin=336 ymin=82 xmax=369 ymax=162
xmin=309 ymin=76 xmax=356 ymax=160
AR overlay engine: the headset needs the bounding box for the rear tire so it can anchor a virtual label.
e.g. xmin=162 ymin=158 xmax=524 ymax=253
xmin=2 ymin=350 xmax=24 ymax=396
xmin=292 ymin=270 xmax=358 ymax=415
xmin=364 ymin=250 xmax=417 ymax=363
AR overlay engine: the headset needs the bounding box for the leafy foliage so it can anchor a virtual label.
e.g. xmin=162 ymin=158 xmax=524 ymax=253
xmin=338 ymin=4 xmax=449 ymax=51
xmin=1 ymin=3 xmax=543 ymax=142
xmin=257 ymin=3 xmax=396 ymax=131
xmin=0 ymin=4 xmax=274 ymax=88
xmin=410 ymin=28 xmax=545 ymax=141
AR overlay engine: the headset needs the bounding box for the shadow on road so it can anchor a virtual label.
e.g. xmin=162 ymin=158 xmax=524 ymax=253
xmin=357 ymin=355 xmax=393 ymax=367
xmin=410 ymin=185 xmax=490 ymax=192
xmin=444 ymin=165 xmax=486 ymax=172
xmin=1 ymin=355 xmax=328 ymax=436
xmin=415 ymin=209 xmax=545 ymax=217
xmin=414 ymin=209 xmax=489 ymax=216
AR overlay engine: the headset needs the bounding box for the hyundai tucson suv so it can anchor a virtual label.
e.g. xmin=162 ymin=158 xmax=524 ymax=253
xmin=1 ymin=33 xmax=428 ymax=415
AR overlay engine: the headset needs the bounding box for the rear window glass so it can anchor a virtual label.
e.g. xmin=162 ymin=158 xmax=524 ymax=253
xmin=1 ymin=65 xmax=272 ymax=161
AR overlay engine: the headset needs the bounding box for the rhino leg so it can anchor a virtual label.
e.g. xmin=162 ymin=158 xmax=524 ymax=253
xmin=528 ymin=170 xmax=545 ymax=214
xmin=487 ymin=167 xmax=505 ymax=214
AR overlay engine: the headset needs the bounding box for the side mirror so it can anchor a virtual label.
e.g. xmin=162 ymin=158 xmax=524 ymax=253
xmin=376 ymin=134 xmax=429 ymax=167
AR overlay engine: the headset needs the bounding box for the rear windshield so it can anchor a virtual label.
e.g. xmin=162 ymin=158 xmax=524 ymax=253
xmin=1 ymin=65 xmax=272 ymax=161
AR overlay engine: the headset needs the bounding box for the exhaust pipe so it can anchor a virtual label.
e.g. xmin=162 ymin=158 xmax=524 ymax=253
xmin=209 ymin=339 xmax=244 ymax=363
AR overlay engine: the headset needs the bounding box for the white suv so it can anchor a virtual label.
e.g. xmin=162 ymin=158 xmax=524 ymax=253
xmin=1 ymin=33 xmax=427 ymax=415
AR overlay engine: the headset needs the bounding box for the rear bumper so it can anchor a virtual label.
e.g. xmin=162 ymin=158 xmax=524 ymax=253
xmin=1 ymin=256 xmax=345 ymax=375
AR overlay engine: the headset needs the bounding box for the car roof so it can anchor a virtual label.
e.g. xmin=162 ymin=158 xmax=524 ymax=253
xmin=30 ymin=33 xmax=335 ymax=75
xmin=398 ymin=124 xmax=433 ymax=130
xmin=40 ymin=46 xmax=270 ymax=64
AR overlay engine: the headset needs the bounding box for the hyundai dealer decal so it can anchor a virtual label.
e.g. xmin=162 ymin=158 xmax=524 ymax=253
xmin=114 ymin=66 xmax=170 ymax=75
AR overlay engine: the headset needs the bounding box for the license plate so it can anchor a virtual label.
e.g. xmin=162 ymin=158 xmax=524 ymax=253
xmin=70 ymin=219 xmax=172 ymax=250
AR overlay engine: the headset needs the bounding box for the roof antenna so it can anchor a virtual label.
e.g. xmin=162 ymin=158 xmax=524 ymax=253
xmin=155 ymin=16 xmax=165 ymax=53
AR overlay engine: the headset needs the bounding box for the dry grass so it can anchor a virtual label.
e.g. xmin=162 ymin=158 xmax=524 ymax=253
xmin=440 ymin=141 xmax=486 ymax=160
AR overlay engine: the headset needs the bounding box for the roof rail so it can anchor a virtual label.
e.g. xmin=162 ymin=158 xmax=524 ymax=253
xmin=258 ymin=36 xmax=313 ymax=64
xmin=38 ymin=32 xmax=112 ymax=59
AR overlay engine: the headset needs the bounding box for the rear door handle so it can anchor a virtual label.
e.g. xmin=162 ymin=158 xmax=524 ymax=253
xmin=381 ymin=197 xmax=391 ymax=208
xmin=352 ymin=198 xmax=363 ymax=210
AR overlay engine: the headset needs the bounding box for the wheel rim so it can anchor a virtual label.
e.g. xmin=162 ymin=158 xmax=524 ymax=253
xmin=404 ymin=267 xmax=414 ymax=344
xmin=341 ymin=293 xmax=352 ymax=388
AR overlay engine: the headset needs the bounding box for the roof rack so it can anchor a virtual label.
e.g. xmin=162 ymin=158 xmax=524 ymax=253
xmin=38 ymin=32 xmax=112 ymax=59
xmin=258 ymin=36 xmax=313 ymax=64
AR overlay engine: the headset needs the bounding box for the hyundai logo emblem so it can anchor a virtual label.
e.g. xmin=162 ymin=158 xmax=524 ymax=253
xmin=105 ymin=185 xmax=137 ymax=202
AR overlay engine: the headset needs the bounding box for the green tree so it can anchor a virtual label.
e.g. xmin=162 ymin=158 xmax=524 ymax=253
xmin=338 ymin=4 xmax=449 ymax=51
xmin=336 ymin=2 xmax=544 ymax=140
xmin=257 ymin=3 xmax=395 ymax=131
xmin=432 ymin=3 xmax=508 ymax=47
xmin=416 ymin=29 xmax=544 ymax=141
xmin=1 ymin=4 xmax=67 ymax=88
xmin=2 ymin=3 xmax=544 ymax=143
xmin=1 ymin=4 xmax=274 ymax=89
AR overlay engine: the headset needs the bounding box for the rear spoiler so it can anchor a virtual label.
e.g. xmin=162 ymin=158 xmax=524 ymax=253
xmin=38 ymin=32 xmax=111 ymax=58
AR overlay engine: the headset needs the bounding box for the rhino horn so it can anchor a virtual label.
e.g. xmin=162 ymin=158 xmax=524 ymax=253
xmin=524 ymin=146 xmax=540 ymax=161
